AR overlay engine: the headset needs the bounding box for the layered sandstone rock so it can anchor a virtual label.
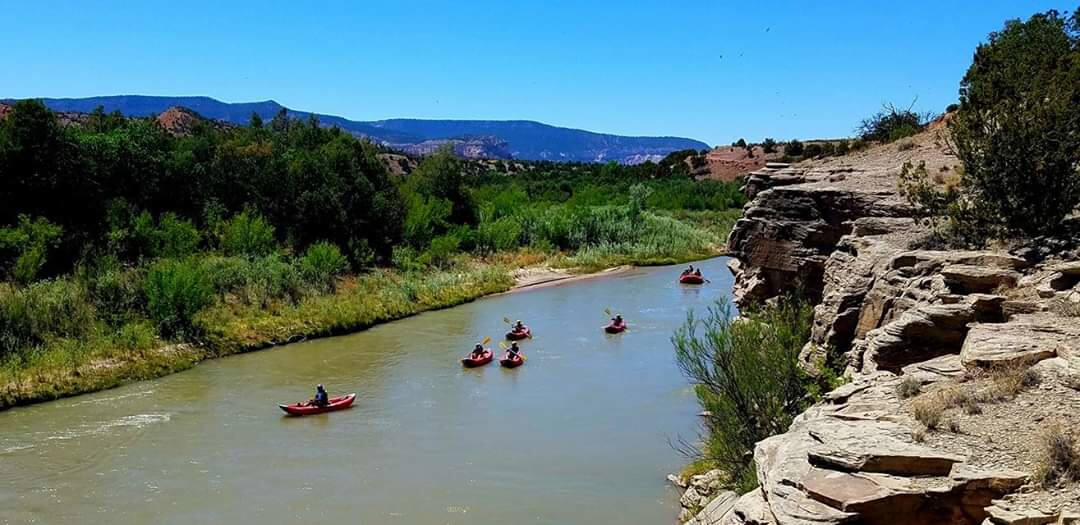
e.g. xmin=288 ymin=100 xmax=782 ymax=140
xmin=685 ymin=143 xmax=1080 ymax=524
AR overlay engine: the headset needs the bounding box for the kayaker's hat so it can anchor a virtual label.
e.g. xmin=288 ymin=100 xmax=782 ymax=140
xmin=317 ymin=384 xmax=323 ymax=389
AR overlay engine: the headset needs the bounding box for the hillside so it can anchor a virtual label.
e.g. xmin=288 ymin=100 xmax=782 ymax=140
xmin=16 ymin=95 xmax=709 ymax=163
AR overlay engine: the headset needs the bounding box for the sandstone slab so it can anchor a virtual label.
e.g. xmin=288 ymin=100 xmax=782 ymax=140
xmin=960 ymin=316 xmax=1080 ymax=369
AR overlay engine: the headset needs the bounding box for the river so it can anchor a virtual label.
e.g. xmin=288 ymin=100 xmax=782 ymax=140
xmin=0 ymin=258 xmax=732 ymax=525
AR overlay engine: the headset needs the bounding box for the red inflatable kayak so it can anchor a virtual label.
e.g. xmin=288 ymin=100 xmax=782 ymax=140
xmin=679 ymin=274 xmax=705 ymax=284
xmin=506 ymin=326 xmax=531 ymax=340
xmin=279 ymin=393 xmax=356 ymax=416
xmin=500 ymin=352 xmax=525 ymax=368
xmin=462 ymin=349 xmax=494 ymax=368
xmin=605 ymin=322 xmax=627 ymax=334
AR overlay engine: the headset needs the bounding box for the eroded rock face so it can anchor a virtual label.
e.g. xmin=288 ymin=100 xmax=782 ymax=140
xmin=708 ymin=153 xmax=1080 ymax=524
xmin=726 ymin=169 xmax=913 ymax=306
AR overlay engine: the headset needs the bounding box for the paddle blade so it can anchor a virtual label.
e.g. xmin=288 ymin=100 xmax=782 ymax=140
xmin=604 ymin=308 xmax=612 ymax=317
xmin=503 ymin=316 xmax=512 ymax=325
xmin=498 ymin=341 xmax=508 ymax=350
xmin=481 ymin=336 xmax=491 ymax=345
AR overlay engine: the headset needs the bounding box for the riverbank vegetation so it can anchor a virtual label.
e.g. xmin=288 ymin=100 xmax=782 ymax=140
xmin=672 ymin=294 xmax=834 ymax=492
xmin=0 ymin=100 xmax=743 ymax=407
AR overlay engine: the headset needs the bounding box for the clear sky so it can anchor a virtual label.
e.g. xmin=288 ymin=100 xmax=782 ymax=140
xmin=1 ymin=1 xmax=1065 ymax=146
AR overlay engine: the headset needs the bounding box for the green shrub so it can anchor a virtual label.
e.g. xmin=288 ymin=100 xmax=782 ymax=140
xmin=199 ymin=254 xmax=305 ymax=306
xmin=144 ymin=259 xmax=213 ymax=338
xmin=154 ymin=213 xmax=201 ymax=258
xmin=785 ymin=139 xmax=804 ymax=156
xmin=419 ymin=233 xmax=462 ymax=268
xmin=0 ymin=279 xmax=95 ymax=357
xmin=0 ymin=215 xmax=63 ymax=284
xmin=673 ymin=295 xmax=815 ymax=491
xmin=949 ymin=9 xmax=1080 ymax=238
xmin=858 ymin=102 xmax=931 ymax=143
xmin=219 ymin=211 xmax=276 ymax=257
xmin=476 ymin=216 xmax=523 ymax=253
xmin=762 ymin=138 xmax=777 ymax=153
xmin=84 ymin=259 xmax=146 ymax=326
xmin=300 ymin=242 xmax=349 ymax=292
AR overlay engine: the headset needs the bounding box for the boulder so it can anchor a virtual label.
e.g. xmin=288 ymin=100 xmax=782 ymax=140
xmin=806 ymin=419 xmax=964 ymax=475
xmin=960 ymin=315 xmax=1080 ymax=369
xmin=900 ymin=354 xmax=966 ymax=384
xmin=942 ymin=264 xmax=1021 ymax=294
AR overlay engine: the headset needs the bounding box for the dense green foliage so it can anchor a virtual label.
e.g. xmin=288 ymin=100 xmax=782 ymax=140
xmin=901 ymin=9 xmax=1080 ymax=244
xmin=673 ymin=295 xmax=826 ymax=492
xmin=950 ymin=8 xmax=1080 ymax=238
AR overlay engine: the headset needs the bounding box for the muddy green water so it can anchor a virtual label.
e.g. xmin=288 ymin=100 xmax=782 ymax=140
xmin=1 ymin=258 xmax=732 ymax=525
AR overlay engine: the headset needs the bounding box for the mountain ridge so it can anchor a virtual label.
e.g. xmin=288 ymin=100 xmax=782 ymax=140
xmin=19 ymin=95 xmax=709 ymax=163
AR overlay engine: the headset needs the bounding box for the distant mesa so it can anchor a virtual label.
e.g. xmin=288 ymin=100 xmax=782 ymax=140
xmin=8 ymin=95 xmax=709 ymax=163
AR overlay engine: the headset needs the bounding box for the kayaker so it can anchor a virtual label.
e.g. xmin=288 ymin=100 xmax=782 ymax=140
xmin=312 ymin=384 xmax=328 ymax=407
xmin=507 ymin=342 xmax=521 ymax=357
xmin=513 ymin=320 xmax=525 ymax=332
xmin=612 ymin=314 xmax=624 ymax=326
xmin=682 ymin=264 xmax=694 ymax=275
xmin=693 ymin=268 xmax=702 ymax=277
xmin=470 ymin=344 xmax=486 ymax=359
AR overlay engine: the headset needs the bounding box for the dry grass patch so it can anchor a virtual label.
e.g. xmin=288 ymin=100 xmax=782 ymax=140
xmin=912 ymin=395 xmax=944 ymax=429
xmin=1035 ymin=422 xmax=1080 ymax=487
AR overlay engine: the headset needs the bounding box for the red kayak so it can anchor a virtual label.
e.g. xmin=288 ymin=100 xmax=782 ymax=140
xmin=605 ymin=322 xmax=627 ymax=334
xmin=462 ymin=349 xmax=494 ymax=368
xmin=500 ymin=352 xmax=525 ymax=368
xmin=506 ymin=326 xmax=531 ymax=340
xmin=679 ymin=274 xmax=705 ymax=284
xmin=279 ymin=393 xmax=356 ymax=416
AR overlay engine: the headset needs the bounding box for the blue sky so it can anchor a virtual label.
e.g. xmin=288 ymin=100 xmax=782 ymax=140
xmin=1 ymin=1 xmax=1064 ymax=146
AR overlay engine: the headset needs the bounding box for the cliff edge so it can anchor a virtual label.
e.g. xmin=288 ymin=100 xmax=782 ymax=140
xmin=682 ymin=128 xmax=1080 ymax=524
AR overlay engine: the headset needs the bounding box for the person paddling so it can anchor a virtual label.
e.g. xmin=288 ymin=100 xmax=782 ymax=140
xmin=681 ymin=264 xmax=694 ymax=276
xmin=693 ymin=268 xmax=702 ymax=277
xmin=470 ymin=343 xmax=486 ymax=359
xmin=507 ymin=342 xmax=521 ymax=358
xmin=612 ymin=314 xmax=624 ymax=327
xmin=513 ymin=320 xmax=526 ymax=332
xmin=310 ymin=384 xmax=329 ymax=407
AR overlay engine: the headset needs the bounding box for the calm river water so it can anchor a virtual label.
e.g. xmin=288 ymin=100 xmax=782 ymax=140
xmin=1 ymin=258 xmax=733 ymax=525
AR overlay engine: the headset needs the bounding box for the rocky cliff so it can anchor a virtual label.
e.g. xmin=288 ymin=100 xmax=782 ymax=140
xmin=677 ymin=131 xmax=1080 ymax=524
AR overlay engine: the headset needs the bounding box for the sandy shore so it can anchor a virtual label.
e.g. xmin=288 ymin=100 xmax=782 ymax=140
xmin=505 ymin=265 xmax=633 ymax=293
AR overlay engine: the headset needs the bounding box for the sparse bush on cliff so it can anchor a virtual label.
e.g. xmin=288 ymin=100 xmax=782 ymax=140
xmin=785 ymin=139 xmax=804 ymax=157
xmin=673 ymin=294 xmax=815 ymax=491
xmin=858 ymin=101 xmax=932 ymax=143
